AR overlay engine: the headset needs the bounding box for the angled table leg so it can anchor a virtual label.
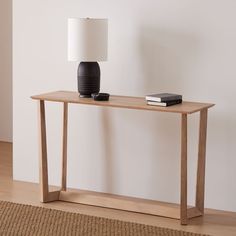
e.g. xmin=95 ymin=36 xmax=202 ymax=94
xmin=61 ymin=102 xmax=68 ymax=191
xmin=38 ymin=100 xmax=60 ymax=202
xmin=180 ymin=114 xmax=188 ymax=225
xmin=196 ymin=109 xmax=208 ymax=213
xmin=38 ymin=100 xmax=49 ymax=202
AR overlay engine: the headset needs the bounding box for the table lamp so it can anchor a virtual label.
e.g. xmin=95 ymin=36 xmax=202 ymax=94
xmin=68 ymin=18 xmax=108 ymax=97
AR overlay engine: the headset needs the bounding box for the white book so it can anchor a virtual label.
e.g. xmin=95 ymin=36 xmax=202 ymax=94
xmin=147 ymin=99 xmax=182 ymax=107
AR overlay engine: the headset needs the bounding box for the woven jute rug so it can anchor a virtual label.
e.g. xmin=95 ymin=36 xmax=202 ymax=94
xmin=0 ymin=201 xmax=209 ymax=236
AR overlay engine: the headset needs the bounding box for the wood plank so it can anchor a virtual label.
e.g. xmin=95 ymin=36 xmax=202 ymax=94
xmin=61 ymin=102 xmax=68 ymax=191
xmin=31 ymin=91 xmax=215 ymax=114
xmin=196 ymin=109 xmax=208 ymax=213
xmin=187 ymin=207 xmax=202 ymax=219
xmin=59 ymin=190 xmax=181 ymax=219
xmin=181 ymin=114 xmax=188 ymax=225
xmin=38 ymin=101 xmax=49 ymax=202
xmin=46 ymin=191 xmax=60 ymax=202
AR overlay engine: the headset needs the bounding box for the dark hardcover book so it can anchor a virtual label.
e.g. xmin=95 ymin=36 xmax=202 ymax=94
xmin=146 ymin=93 xmax=182 ymax=102
xmin=147 ymin=99 xmax=182 ymax=107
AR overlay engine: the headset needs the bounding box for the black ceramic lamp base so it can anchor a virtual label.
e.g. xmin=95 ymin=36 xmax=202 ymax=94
xmin=77 ymin=62 xmax=100 ymax=98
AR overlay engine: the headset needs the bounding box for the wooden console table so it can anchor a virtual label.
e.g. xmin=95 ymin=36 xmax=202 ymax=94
xmin=31 ymin=91 xmax=214 ymax=225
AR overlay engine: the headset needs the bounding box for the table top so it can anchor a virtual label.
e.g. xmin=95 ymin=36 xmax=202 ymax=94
xmin=31 ymin=91 xmax=215 ymax=114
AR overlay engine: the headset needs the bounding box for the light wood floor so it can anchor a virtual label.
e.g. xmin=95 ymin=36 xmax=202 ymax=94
xmin=0 ymin=142 xmax=236 ymax=236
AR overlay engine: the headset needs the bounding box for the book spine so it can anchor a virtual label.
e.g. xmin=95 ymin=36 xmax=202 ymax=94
xmin=145 ymin=95 xmax=182 ymax=102
xmin=147 ymin=99 xmax=182 ymax=107
xmin=160 ymin=95 xmax=182 ymax=102
xmin=165 ymin=99 xmax=182 ymax=106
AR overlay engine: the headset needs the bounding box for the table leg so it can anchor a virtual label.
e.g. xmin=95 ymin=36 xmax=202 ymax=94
xmin=196 ymin=109 xmax=208 ymax=213
xmin=181 ymin=114 xmax=188 ymax=225
xmin=61 ymin=102 xmax=68 ymax=191
xmin=38 ymin=100 xmax=49 ymax=202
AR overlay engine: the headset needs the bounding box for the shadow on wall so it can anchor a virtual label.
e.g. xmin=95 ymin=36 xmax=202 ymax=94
xmin=206 ymin=110 xmax=236 ymax=209
xmin=99 ymin=26 xmax=203 ymax=202
xmin=138 ymin=26 xmax=200 ymax=94
xmin=100 ymin=108 xmax=115 ymax=193
xmin=138 ymin=27 xmax=201 ymax=201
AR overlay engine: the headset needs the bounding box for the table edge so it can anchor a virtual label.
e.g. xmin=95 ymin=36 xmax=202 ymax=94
xmin=31 ymin=92 xmax=215 ymax=114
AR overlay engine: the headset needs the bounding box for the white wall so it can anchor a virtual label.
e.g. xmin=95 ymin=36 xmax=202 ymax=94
xmin=13 ymin=0 xmax=236 ymax=212
xmin=0 ymin=0 xmax=12 ymax=142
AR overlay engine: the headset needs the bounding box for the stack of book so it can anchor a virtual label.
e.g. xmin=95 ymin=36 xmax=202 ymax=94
xmin=145 ymin=93 xmax=182 ymax=107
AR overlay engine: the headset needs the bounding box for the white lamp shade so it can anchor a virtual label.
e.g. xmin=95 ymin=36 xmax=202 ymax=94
xmin=68 ymin=18 xmax=108 ymax=62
